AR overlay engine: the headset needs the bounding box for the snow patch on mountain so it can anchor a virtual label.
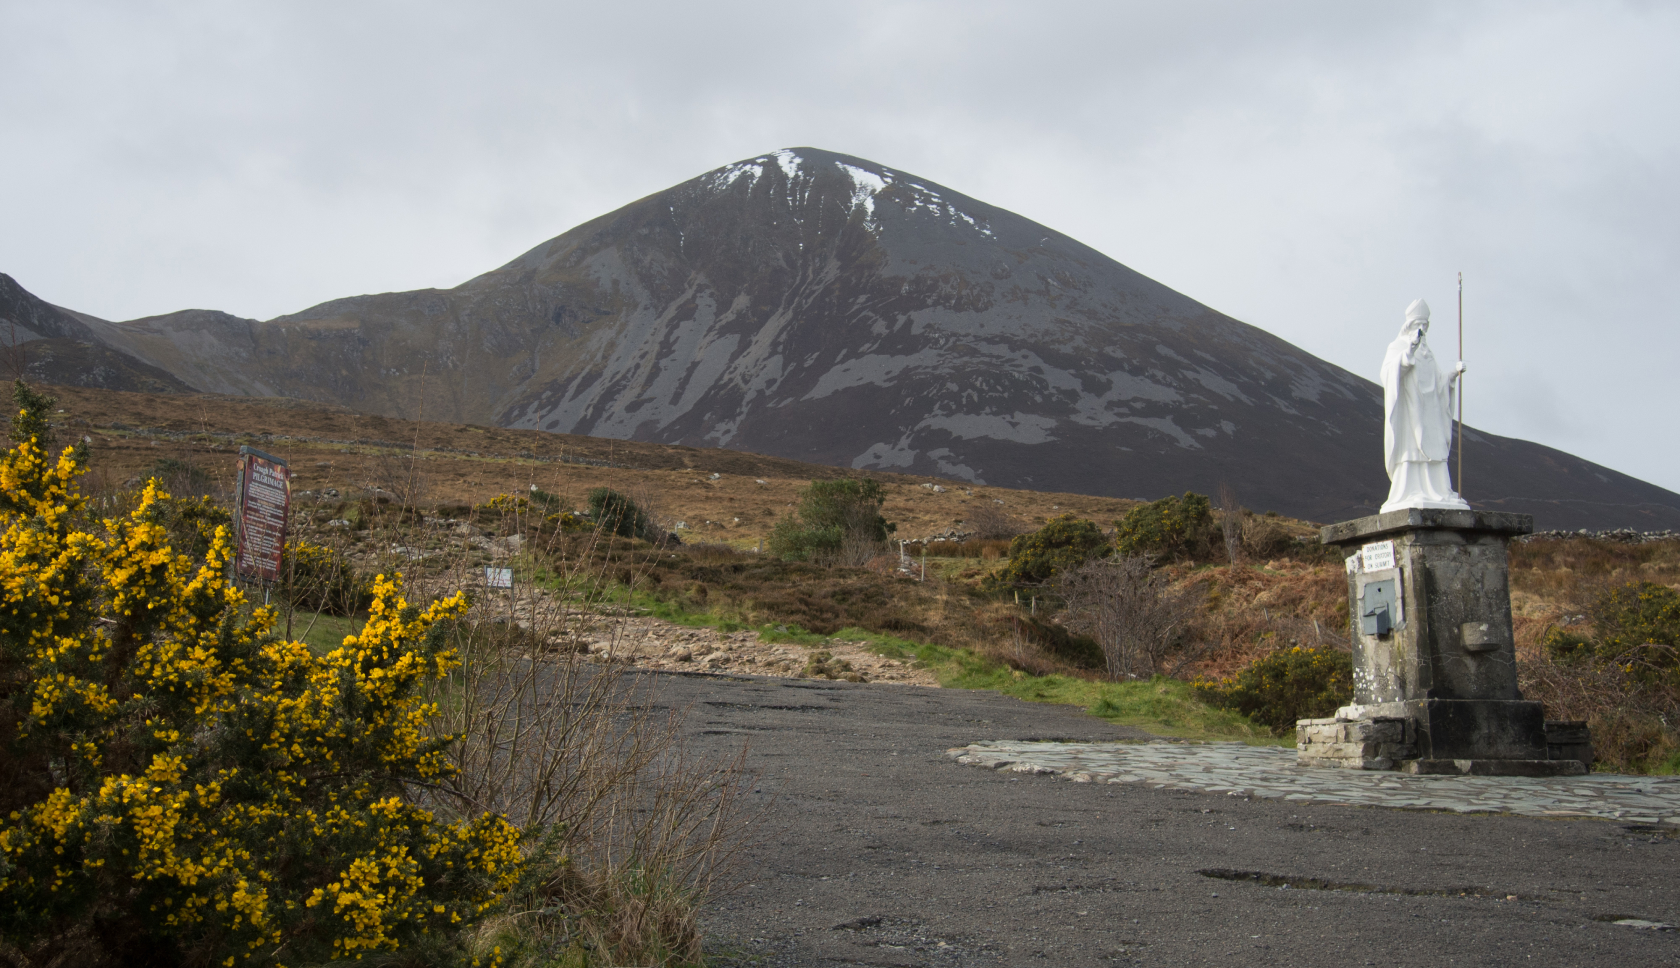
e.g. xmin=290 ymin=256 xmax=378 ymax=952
xmin=710 ymin=161 xmax=763 ymax=194
xmin=836 ymin=161 xmax=888 ymax=224
xmin=887 ymin=178 xmax=995 ymax=239
xmin=952 ymin=209 xmax=994 ymax=238
xmin=771 ymin=149 xmax=802 ymax=182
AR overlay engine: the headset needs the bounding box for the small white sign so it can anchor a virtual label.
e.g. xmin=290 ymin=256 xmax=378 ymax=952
xmin=1360 ymin=540 xmax=1396 ymax=573
xmin=1345 ymin=553 xmax=1360 ymax=575
xmin=484 ymin=567 xmax=513 ymax=589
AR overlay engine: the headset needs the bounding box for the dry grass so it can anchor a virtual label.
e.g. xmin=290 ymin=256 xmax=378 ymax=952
xmin=1057 ymin=556 xmax=1204 ymax=680
xmin=293 ymin=494 xmax=762 ymax=967
xmin=1174 ymin=560 xmax=1351 ymax=680
xmin=924 ymin=538 xmax=1014 ymax=558
xmin=1510 ymin=536 xmax=1680 ymax=604
xmin=44 ymin=382 xmax=1143 ymax=549
xmin=1508 ymin=540 xmax=1680 ymax=773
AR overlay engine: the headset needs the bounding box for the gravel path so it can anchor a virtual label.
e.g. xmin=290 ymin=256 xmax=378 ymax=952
xmin=644 ymin=670 xmax=1677 ymax=967
xmin=583 ymin=615 xmax=938 ymax=685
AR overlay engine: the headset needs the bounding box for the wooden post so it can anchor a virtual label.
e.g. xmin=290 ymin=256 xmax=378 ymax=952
xmin=284 ymin=544 xmax=294 ymax=640
xmin=284 ymin=464 xmax=294 ymax=640
xmin=1458 ymin=271 xmax=1465 ymax=498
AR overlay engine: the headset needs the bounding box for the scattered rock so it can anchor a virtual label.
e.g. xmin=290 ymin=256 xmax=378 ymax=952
xmin=803 ymin=650 xmax=866 ymax=683
xmin=1520 ymin=529 xmax=1680 ymax=544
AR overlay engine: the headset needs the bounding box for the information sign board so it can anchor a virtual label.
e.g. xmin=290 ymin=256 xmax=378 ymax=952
xmin=235 ymin=447 xmax=290 ymax=582
xmin=1360 ymin=540 xmax=1396 ymax=573
xmin=485 ymin=567 xmax=513 ymax=589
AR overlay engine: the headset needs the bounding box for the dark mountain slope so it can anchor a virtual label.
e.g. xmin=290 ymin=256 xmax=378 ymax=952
xmin=0 ymin=273 xmax=193 ymax=394
xmin=9 ymin=149 xmax=1677 ymax=529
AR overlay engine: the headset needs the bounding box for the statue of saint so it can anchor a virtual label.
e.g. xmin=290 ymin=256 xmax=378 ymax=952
xmin=1380 ymin=298 xmax=1469 ymax=512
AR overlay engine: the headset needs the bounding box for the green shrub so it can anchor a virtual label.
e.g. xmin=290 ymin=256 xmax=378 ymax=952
xmin=1114 ymin=491 xmax=1216 ymax=562
xmin=1011 ymin=614 xmax=1105 ymax=669
xmin=767 ymin=514 xmax=843 ymax=562
xmin=1241 ymin=516 xmax=1299 ymax=560
xmin=147 ymin=457 xmax=214 ymax=497
xmin=768 ymin=478 xmax=895 ymax=562
xmin=587 ymin=486 xmax=657 ymax=540
xmin=1194 ymin=646 xmax=1354 ymax=735
xmin=1540 ymin=625 xmax=1596 ymax=664
xmin=996 ymin=514 xmax=1109 ymax=585
xmin=6 ymin=380 xmax=56 ymax=448
xmin=282 ymin=538 xmax=374 ymax=616
xmin=1538 ymin=581 xmax=1680 ymax=687
xmin=1593 ymin=580 xmax=1680 ymax=661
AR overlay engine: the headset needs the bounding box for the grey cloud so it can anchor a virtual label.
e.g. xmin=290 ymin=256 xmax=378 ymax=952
xmin=1 ymin=0 xmax=1675 ymax=490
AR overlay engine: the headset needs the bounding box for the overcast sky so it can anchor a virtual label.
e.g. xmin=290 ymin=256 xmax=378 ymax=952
xmin=4 ymin=1 xmax=1677 ymax=493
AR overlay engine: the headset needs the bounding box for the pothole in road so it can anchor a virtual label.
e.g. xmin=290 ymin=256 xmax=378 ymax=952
xmin=1197 ymin=868 xmax=1512 ymax=900
xmin=828 ymin=915 xmax=1001 ymax=962
xmin=1592 ymin=914 xmax=1677 ymax=931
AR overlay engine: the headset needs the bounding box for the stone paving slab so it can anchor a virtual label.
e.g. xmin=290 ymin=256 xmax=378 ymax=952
xmin=948 ymin=740 xmax=1680 ymax=825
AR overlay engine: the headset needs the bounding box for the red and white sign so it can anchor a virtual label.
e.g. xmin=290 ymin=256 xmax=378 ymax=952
xmin=235 ymin=447 xmax=290 ymax=582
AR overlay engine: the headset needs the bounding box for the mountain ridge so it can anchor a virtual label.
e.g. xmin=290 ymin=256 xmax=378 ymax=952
xmin=4 ymin=147 xmax=1677 ymax=530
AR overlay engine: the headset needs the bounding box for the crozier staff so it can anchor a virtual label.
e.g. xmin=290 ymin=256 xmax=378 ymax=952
xmin=1380 ymin=298 xmax=1469 ymax=512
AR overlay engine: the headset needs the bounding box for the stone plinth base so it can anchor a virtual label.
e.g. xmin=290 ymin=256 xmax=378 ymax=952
xmin=1546 ymin=720 xmax=1594 ymax=771
xmin=1340 ymin=699 xmax=1550 ymax=761
xmin=1296 ymin=715 xmax=1414 ymax=770
xmin=1297 ymin=705 xmax=1594 ymax=774
xmin=1401 ymin=758 xmax=1586 ymax=777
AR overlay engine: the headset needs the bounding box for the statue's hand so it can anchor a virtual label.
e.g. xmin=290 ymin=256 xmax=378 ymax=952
xmin=1455 ymin=361 xmax=1467 ymax=376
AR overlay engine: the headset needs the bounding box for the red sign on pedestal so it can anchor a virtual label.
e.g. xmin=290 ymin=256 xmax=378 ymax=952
xmin=235 ymin=447 xmax=290 ymax=582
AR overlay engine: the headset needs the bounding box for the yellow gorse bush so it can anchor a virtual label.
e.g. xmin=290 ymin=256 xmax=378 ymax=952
xmin=0 ymin=387 xmax=522 ymax=967
xmin=473 ymin=493 xmax=529 ymax=515
xmin=1192 ymin=644 xmax=1354 ymax=735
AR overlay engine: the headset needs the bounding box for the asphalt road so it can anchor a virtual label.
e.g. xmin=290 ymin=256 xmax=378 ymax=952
xmin=645 ymin=671 xmax=1678 ymax=968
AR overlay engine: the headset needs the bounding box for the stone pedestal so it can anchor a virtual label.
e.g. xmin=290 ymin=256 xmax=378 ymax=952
xmin=1300 ymin=508 xmax=1588 ymax=776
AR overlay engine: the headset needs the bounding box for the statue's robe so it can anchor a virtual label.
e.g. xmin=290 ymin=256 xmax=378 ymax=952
xmin=1379 ymin=326 xmax=1466 ymax=511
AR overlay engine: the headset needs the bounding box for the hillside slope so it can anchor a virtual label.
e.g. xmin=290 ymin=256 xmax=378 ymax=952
xmin=0 ymin=274 xmax=193 ymax=394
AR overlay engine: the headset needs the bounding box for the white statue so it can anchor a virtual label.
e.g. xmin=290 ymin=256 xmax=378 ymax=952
xmin=1380 ymin=298 xmax=1469 ymax=512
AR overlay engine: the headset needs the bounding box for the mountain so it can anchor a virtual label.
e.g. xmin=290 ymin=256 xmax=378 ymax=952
xmin=6 ymin=147 xmax=1678 ymax=529
xmin=0 ymin=274 xmax=193 ymax=394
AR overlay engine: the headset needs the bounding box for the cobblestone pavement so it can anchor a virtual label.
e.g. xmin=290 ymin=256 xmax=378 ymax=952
xmin=949 ymin=740 xmax=1680 ymax=825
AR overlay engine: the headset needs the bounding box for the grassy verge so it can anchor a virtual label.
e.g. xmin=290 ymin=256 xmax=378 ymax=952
xmin=591 ymin=584 xmax=1283 ymax=746
xmin=289 ymin=611 xmax=366 ymax=654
